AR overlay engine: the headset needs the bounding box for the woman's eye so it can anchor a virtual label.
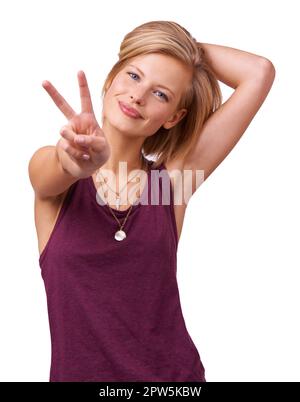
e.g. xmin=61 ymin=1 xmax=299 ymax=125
xmin=154 ymin=90 xmax=168 ymax=101
xmin=128 ymin=72 xmax=139 ymax=80
xmin=127 ymin=72 xmax=168 ymax=101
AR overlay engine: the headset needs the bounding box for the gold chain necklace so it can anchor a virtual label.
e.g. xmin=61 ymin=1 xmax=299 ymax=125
xmin=97 ymin=169 xmax=142 ymax=211
xmin=97 ymin=157 xmax=148 ymax=241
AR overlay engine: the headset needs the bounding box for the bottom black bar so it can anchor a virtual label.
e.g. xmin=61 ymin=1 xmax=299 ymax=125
xmin=0 ymin=381 xmax=297 ymax=400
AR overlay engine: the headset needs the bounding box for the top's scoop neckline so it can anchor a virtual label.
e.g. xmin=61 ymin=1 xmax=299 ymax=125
xmin=87 ymin=159 xmax=163 ymax=215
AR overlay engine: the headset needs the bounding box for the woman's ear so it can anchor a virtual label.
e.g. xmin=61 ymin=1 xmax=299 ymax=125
xmin=163 ymin=108 xmax=188 ymax=130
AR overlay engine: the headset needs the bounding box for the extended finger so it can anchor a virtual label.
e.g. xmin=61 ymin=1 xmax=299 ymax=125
xmin=78 ymin=71 xmax=95 ymax=115
xmin=42 ymin=80 xmax=76 ymax=120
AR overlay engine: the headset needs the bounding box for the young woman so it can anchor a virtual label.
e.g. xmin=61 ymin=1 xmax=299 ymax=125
xmin=28 ymin=21 xmax=275 ymax=382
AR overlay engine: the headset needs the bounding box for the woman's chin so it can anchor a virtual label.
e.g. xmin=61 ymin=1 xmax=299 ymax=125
xmin=109 ymin=116 xmax=143 ymax=132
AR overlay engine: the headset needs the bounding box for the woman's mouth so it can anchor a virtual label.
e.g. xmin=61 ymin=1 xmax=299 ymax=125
xmin=118 ymin=101 xmax=142 ymax=119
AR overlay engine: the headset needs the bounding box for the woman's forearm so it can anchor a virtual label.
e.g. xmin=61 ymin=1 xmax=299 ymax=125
xmin=28 ymin=144 xmax=79 ymax=199
xmin=200 ymin=42 xmax=274 ymax=88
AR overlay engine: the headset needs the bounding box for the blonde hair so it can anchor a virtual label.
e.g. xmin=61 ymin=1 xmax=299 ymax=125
xmin=101 ymin=20 xmax=222 ymax=169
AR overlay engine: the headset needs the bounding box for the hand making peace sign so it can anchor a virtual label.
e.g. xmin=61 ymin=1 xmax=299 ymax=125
xmin=42 ymin=70 xmax=111 ymax=178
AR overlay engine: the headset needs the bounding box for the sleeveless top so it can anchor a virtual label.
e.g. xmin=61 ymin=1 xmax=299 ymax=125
xmin=39 ymin=160 xmax=206 ymax=382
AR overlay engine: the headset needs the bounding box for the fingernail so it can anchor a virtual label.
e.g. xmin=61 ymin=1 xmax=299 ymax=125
xmin=82 ymin=154 xmax=90 ymax=160
xmin=77 ymin=136 xmax=85 ymax=143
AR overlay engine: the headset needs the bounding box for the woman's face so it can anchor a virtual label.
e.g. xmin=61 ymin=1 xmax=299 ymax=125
xmin=102 ymin=53 xmax=192 ymax=138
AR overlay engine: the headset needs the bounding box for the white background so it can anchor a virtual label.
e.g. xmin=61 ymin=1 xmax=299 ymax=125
xmin=0 ymin=0 xmax=299 ymax=381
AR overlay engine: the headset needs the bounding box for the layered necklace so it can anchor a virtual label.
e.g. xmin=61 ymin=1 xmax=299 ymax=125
xmin=96 ymin=156 xmax=149 ymax=241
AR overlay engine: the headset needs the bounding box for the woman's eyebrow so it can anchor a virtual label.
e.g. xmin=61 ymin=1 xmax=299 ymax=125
xmin=127 ymin=64 xmax=175 ymax=97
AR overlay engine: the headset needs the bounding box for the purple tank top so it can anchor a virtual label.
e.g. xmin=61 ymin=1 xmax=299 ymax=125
xmin=39 ymin=160 xmax=206 ymax=382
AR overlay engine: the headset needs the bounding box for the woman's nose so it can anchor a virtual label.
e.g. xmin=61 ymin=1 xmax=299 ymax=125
xmin=130 ymin=90 xmax=146 ymax=105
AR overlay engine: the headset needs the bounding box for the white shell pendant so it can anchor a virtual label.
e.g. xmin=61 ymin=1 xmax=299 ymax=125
xmin=114 ymin=230 xmax=126 ymax=241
